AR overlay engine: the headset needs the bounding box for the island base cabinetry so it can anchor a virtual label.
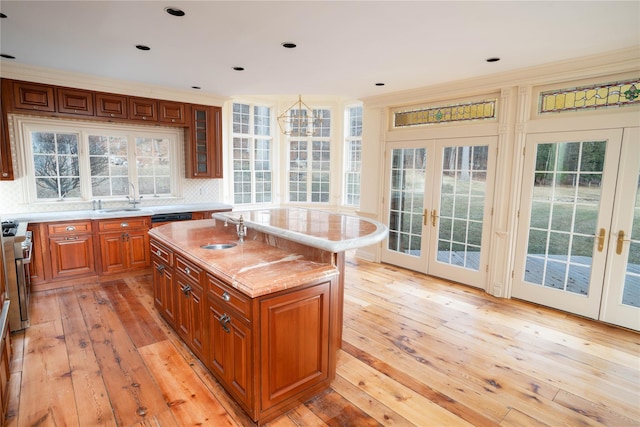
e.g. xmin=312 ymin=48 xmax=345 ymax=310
xmin=150 ymin=237 xmax=339 ymax=425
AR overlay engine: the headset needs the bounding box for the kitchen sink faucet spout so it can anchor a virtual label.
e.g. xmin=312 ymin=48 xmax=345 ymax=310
xmin=126 ymin=182 xmax=143 ymax=207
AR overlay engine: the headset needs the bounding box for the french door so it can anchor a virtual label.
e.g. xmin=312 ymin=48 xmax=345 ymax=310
xmin=512 ymin=128 xmax=640 ymax=330
xmin=381 ymin=137 xmax=496 ymax=288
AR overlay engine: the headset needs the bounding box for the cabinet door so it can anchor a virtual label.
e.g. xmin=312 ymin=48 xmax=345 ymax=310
xmin=129 ymin=97 xmax=158 ymax=122
xmin=207 ymin=298 xmax=252 ymax=408
xmin=159 ymin=101 xmax=186 ymax=125
xmin=187 ymin=106 xmax=223 ymax=178
xmin=0 ymin=82 xmax=13 ymax=180
xmin=56 ymin=88 xmax=94 ymax=116
xmin=12 ymin=81 xmax=55 ymax=112
xmin=27 ymin=224 xmax=46 ymax=284
xmin=176 ymin=274 xmax=205 ymax=358
xmin=259 ymin=282 xmax=331 ymax=409
xmin=95 ymin=93 xmax=128 ymax=119
xmin=99 ymin=232 xmax=126 ymax=274
xmin=127 ymin=231 xmax=150 ymax=269
xmin=152 ymin=259 xmax=175 ymax=326
xmin=49 ymin=234 xmax=95 ymax=279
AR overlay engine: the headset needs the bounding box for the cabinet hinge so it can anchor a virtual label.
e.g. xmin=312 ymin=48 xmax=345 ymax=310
xmin=511 ymin=270 xmax=515 ymax=278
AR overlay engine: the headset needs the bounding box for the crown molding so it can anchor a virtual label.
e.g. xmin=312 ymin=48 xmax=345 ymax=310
xmin=0 ymin=61 xmax=228 ymax=106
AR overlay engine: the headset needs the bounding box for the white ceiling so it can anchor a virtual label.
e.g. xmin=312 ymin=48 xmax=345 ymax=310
xmin=1 ymin=1 xmax=639 ymax=99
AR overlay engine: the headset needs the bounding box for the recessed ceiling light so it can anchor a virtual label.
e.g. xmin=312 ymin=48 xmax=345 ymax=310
xmin=281 ymin=42 xmax=297 ymax=49
xmin=0 ymin=54 xmax=15 ymax=59
xmin=165 ymin=7 xmax=185 ymax=17
xmin=233 ymin=66 xmax=245 ymax=71
xmin=486 ymin=57 xmax=500 ymax=63
xmin=136 ymin=45 xmax=151 ymax=51
xmin=375 ymin=83 xmax=385 ymax=86
xmin=191 ymin=86 xmax=201 ymax=90
xmin=0 ymin=13 xmax=7 ymax=18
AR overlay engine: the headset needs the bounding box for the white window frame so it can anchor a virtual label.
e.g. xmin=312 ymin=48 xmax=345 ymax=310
xmin=344 ymin=104 xmax=362 ymax=207
xmin=14 ymin=116 xmax=183 ymax=204
xmin=286 ymin=107 xmax=332 ymax=204
xmin=230 ymin=102 xmax=275 ymax=205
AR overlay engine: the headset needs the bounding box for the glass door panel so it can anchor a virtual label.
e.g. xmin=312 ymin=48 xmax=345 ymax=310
xmin=513 ymin=129 xmax=623 ymax=320
xmin=601 ymin=127 xmax=640 ymax=330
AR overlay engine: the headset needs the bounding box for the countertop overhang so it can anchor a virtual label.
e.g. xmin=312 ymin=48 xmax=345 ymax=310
xmin=212 ymin=208 xmax=388 ymax=253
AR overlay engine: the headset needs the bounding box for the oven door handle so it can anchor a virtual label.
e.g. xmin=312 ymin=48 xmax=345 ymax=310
xmin=21 ymin=241 xmax=33 ymax=264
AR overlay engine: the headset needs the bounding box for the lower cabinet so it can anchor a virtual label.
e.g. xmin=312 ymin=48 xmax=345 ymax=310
xmin=0 ymin=301 xmax=11 ymax=421
xmin=47 ymin=221 xmax=95 ymax=279
xmin=97 ymin=217 xmax=150 ymax=274
xmin=150 ymin=237 xmax=338 ymax=424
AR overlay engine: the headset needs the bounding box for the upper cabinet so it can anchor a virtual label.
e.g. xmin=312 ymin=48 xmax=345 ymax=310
xmin=56 ymin=88 xmax=95 ymax=116
xmin=12 ymin=81 xmax=55 ymax=112
xmin=186 ymin=105 xmax=223 ymax=179
xmin=129 ymin=97 xmax=158 ymax=122
xmin=0 ymin=78 xmax=223 ymax=181
xmin=95 ymin=93 xmax=128 ymax=119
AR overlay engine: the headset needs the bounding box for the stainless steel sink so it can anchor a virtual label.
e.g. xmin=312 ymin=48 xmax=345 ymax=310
xmin=201 ymin=243 xmax=237 ymax=250
xmin=97 ymin=208 xmax=142 ymax=213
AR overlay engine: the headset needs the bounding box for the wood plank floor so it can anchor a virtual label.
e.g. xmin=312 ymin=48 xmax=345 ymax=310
xmin=5 ymin=253 xmax=639 ymax=426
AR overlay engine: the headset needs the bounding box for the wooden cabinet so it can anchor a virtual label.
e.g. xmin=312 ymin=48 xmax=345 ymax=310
xmin=12 ymin=81 xmax=55 ymax=112
xmin=150 ymin=235 xmax=339 ymax=424
xmin=159 ymin=101 xmax=186 ymax=125
xmin=47 ymin=220 xmax=96 ymax=279
xmin=97 ymin=217 xmax=150 ymax=274
xmin=129 ymin=97 xmax=158 ymax=122
xmin=27 ymin=223 xmax=46 ymax=285
xmin=0 ymin=80 xmax=13 ymax=180
xmin=151 ymin=240 xmax=175 ymax=326
xmin=206 ymin=274 xmax=252 ymax=409
xmin=0 ymin=301 xmax=11 ymax=422
xmin=175 ymin=255 xmax=206 ymax=359
xmin=186 ymin=105 xmax=223 ymax=179
xmin=56 ymin=87 xmax=94 ymax=116
xmin=95 ymin=92 xmax=128 ymax=119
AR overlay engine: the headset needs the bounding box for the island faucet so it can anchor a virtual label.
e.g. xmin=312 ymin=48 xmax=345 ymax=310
xmin=224 ymin=215 xmax=247 ymax=243
xmin=126 ymin=182 xmax=143 ymax=207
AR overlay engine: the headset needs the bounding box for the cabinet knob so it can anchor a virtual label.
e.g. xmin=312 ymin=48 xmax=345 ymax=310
xmin=222 ymin=292 xmax=230 ymax=302
xmin=156 ymin=249 xmax=161 ymax=256
xmin=110 ymin=113 xmax=115 ymax=117
xmin=2 ymin=172 xmax=8 ymax=177
xmin=184 ymin=266 xmax=191 ymax=275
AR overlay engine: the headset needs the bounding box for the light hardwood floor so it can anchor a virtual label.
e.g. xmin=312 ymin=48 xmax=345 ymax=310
xmin=5 ymin=253 xmax=639 ymax=426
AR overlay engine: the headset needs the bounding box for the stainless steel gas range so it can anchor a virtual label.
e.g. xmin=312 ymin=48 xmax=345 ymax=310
xmin=1 ymin=220 xmax=32 ymax=331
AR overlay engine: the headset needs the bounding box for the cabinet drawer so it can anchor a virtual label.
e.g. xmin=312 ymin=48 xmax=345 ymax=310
xmin=98 ymin=217 xmax=150 ymax=231
xmin=48 ymin=221 xmax=92 ymax=235
xmin=207 ymin=273 xmax=251 ymax=321
xmin=176 ymin=256 xmax=202 ymax=284
xmin=150 ymin=240 xmax=173 ymax=266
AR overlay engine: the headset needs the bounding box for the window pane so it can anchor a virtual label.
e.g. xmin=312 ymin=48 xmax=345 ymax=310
xmin=31 ymin=131 xmax=80 ymax=199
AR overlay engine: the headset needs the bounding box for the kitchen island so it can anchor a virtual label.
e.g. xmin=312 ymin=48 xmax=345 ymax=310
xmin=148 ymin=208 xmax=386 ymax=425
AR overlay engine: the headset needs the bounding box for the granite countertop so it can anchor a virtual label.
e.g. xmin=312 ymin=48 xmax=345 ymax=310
xmin=212 ymin=207 xmax=388 ymax=252
xmin=1 ymin=203 xmax=232 ymax=223
xmin=149 ymin=220 xmax=339 ymax=298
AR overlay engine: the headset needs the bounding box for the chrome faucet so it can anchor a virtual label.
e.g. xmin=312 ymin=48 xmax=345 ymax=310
xmin=126 ymin=182 xmax=143 ymax=207
xmin=224 ymin=215 xmax=247 ymax=243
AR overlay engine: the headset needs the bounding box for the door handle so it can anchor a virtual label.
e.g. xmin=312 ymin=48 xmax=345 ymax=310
xmin=423 ymin=209 xmax=428 ymax=226
xmin=616 ymin=230 xmax=632 ymax=255
xmin=219 ymin=313 xmax=231 ymax=333
xmin=597 ymin=228 xmax=606 ymax=252
xmin=431 ymin=209 xmax=438 ymax=227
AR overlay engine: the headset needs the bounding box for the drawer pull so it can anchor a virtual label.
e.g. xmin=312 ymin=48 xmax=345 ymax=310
xmin=66 ymin=226 xmax=76 ymax=231
xmin=184 ymin=266 xmax=191 ymax=275
xmin=65 ymin=236 xmax=78 ymax=240
xmin=222 ymin=292 xmax=230 ymax=302
xmin=156 ymin=249 xmax=161 ymax=256
xmin=121 ymin=222 xmax=129 ymax=228
xmin=219 ymin=313 xmax=231 ymax=333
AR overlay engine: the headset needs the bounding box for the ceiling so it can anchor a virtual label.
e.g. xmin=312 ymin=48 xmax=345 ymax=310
xmin=1 ymin=1 xmax=639 ymax=100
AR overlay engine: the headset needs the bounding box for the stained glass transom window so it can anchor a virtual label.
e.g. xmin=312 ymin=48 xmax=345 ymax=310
xmin=393 ymin=99 xmax=497 ymax=128
xmin=539 ymin=79 xmax=640 ymax=114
